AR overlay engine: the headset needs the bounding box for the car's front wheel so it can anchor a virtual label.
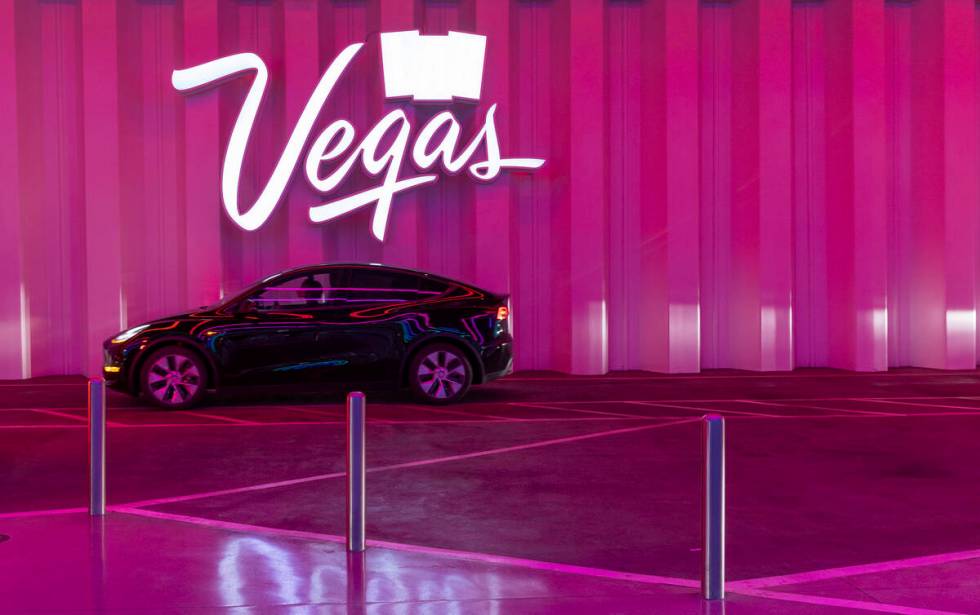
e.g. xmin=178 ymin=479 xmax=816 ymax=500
xmin=409 ymin=343 xmax=472 ymax=404
xmin=140 ymin=346 xmax=207 ymax=409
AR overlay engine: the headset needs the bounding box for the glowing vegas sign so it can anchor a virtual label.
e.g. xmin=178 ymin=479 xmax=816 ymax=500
xmin=172 ymin=31 xmax=544 ymax=240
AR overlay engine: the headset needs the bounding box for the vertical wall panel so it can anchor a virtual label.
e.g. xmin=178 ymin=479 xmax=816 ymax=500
xmin=511 ymin=1 xmax=560 ymax=370
xmin=20 ymin=1 xmax=87 ymax=376
xmin=608 ymin=0 xmax=699 ymax=373
xmin=703 ymin=0 xmax=793 ymax=370
xmin=379 ymin=0 xmax=421 ymax=269
xmin=886 ymin=1 xmax=913 ymax=367
xmin=232 ymin=0 xmax=287 ymax=289
xmin=904 ymin=0 xmax=977 ymax=368
xmin=566 ymin=0 xmax=608 ymax=374
xmin=0 ymin=0 xmax=26 ymax=378
xmin=473 ymin=0 xmax=513 ymax=299
xmin=81 ymin=0 xmax=124 ymax=376
xmin=4 ymin=0 xmax=980 ymax=377
xmin=700 ymin=3 xmax=733 ymax=369
xmin=608 ymin=1 xmax=648 ymax=371
xmin=415 ymin=1 xmax=477 ymax=283
xmin=318 ymin=0 xmax=383 ymax=266
xmin=791 ymin=3 xmax=828 ymax=367
xmin=283 ymin=0 xmax=323 ymax=267
xmin=662 ymin=1 xmax=701 ymax=372
xmin=793 ymin=0 xmax=888 ymax=372
xmin=844 ymin=1 xmax=888 ymax=371
xmin=182 ymin=0 xmax=223 ymax=307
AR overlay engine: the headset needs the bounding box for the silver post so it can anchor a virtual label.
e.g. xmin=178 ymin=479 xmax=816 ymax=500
xmin=347 ymin=392 xmax=366 ymax=552
xmin=89 ymin=379 xmax=107 ymax=516
xmin=702 ymin=414 xmax=725 ymax=600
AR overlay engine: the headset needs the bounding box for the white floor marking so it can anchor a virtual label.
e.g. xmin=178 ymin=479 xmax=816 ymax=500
xmin=178 ymin=411 xmax=259 ymax=425
xmin=732 ymin=587 xmax=964 ymax=615
xmin=119 ymin=418 xmax=698 ymax=508
xmin=626 ymin=400 xmax=780 ymax=418
xmin=730 ymin=547 xmax=980 ymax=590
xmin=278 ymin=405 xmax=345 ymax=419
xmin=864 ymin=398 xmax=980 ymax=413
xmin=406 ymin=404 xmax=513 ymax=420
xmin=738 ymin=399 xmax=902 ymax=417
xmin=508 ymin=402 xmax=650 ymax=419
xmin=27 ymin=408 xmax=91 ymax=423
xmin=114 ymin=506 xmax=698 ymax=588
xmin=114 ymin=507 xmax=968 ymax=615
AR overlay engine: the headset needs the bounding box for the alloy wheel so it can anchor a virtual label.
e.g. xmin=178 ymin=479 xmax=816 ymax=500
xmin=146 ymin=353 xmax=201 ymax=405
xmin=416 ymin=349 xmax=466 ymax=399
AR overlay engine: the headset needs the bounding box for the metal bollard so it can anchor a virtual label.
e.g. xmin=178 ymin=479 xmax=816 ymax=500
xmin=89 ymin=379 xmax=107 ymax=516
xmin=702 ymin=414 xmax=725 ymax=600
xmin=346 ymin=392 xmax=366 ymax=552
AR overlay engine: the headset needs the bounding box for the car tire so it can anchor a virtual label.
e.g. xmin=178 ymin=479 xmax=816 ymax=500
xmin=140 ymin=346 xmax=207 ymax=409
xmin=409 ymin=343 xmax=472 ymax=404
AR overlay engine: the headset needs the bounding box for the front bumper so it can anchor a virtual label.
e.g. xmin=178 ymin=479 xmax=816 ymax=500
xmin=102 ymin=344 xmax=135 ymax=391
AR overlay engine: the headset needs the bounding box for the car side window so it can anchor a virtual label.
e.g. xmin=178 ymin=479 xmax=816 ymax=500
xmin=247 ymin=272 xmax=335 ymax=311
xmin=334 ymin=269 xmax=449 ymax=306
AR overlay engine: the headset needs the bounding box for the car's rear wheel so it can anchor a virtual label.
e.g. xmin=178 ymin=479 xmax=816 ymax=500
xmin=140 ymin=347 xmax=207 ymax=409
xmin=409 ymin=343 xmax=472 ymax=404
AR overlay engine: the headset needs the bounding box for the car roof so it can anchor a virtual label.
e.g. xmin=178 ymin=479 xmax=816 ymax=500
xmin=271 ymin=263 xmax=476 ymax=290
xmin=220 ymin=263 xmax=503 ymax=310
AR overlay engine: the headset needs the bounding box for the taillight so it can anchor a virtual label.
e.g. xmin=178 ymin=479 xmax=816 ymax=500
xmin=496 ymin=306 xmax=509 ymax=321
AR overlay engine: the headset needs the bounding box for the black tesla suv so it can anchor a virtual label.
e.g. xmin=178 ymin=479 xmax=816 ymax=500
xmin=103 ymin=263 xmax=513 ymax=408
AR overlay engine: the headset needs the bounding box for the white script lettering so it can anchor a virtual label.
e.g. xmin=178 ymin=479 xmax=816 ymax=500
xmin=172 ymin=42 xmax=544 ymax=240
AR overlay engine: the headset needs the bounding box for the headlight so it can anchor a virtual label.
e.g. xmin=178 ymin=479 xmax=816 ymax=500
xmin=112 ymin=324 xmax=149 ymax=343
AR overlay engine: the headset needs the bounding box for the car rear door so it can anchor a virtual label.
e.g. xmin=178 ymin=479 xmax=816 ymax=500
xmin=313 ymin=267 xmax=449 ymax=385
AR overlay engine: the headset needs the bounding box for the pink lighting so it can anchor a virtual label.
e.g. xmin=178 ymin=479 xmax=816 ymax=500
xmin=2 ymin=0 xmax=980 ymax=378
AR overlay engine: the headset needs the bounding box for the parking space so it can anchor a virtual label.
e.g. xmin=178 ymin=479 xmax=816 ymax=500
xmin=3 ymin=370 xmax=980 ymax=612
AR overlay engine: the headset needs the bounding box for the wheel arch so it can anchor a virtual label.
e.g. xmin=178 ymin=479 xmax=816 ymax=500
xmin=400 ymin=336 xmax=485 ymax=388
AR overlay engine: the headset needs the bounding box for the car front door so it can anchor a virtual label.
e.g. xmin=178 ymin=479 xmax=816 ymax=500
xmin=213 ymin=271 xmax=340 ymax=386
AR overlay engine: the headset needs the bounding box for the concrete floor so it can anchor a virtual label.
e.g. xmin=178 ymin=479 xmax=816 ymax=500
xmin=2 ymin=369 xmax=980 ymax=613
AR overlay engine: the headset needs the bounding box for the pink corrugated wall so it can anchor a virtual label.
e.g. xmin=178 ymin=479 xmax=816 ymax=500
xmin=1 ymin=0 xmax=978 ymax=378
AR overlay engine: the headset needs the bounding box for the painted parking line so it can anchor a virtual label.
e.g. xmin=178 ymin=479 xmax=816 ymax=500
xmin=405 ymin=404 xmax=513 ymax=421
xmin=729 ymin=547 xmax=980 ymax=590
xmin=0 ymin=506 xmax=90 ymax=520
xmin=25 ymin=408 xmax=86 ymax=422
xmin=625 ymin=400 xmax=780 ymax=418
xmin=0 ymin=395 xmax=976 ymax=413
xmin=5 ymin=399 xmax=980 ymax=431
xmin=278 ymin=405 xmax=345 ymax=419
xmin=0 ymin=424 xmax=89 ymax=429
xmin=863 ymin=398 xmax=980 ymax=413
xmin=113 ymin=506 xmax=698 ymax=589
xmin=120 ymin=418 xmax=698 ymax=509
xmin=737 ymin=399 xmax=902 ymax=417
xmin=501 ymin=396 xmax=980 ymax=405
xmin=0 ymin=415 xmax=673 ymax=430
xmin=509 ymin=402 xmax=653 ymax=419
xmin=114 ymin=507 xmax=961 ymax=615
xmin=731 ymin=587 xmax=960 ymax=615
xmin=178 ymin=411 xmax=261 ymax=425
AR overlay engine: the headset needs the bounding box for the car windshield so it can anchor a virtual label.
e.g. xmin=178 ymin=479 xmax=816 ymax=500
xmin=207 ymin=271 xmax=291 ymax=311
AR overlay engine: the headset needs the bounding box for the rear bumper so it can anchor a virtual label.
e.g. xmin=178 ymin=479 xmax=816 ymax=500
xmin=481 ymin=337 xmax=513 ymax=383
xmin=484 ymin=355 xmax=513 ymax=382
